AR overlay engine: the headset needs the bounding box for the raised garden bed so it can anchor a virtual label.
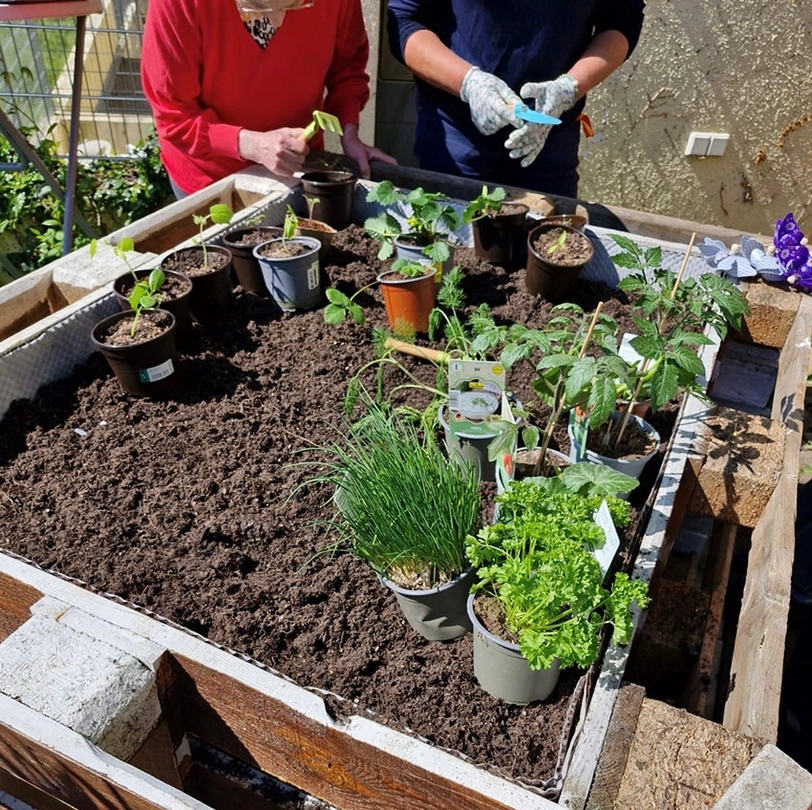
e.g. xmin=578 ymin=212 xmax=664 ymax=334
xmin=1 ymin=179 xmax=789 ymax=809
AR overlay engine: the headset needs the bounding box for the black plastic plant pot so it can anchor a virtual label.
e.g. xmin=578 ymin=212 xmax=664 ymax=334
xmin=299 ymin=171 xmax=356 ymax=230
xmin=525 ymin=222 xmax=594 ymax=302
xmin=161 ymin=245 xmax=235 ymax=325
xmin=112 ymin=269 xmax=194 ymax=339
xmin=91 ymin=310 xmax=181 ymax=398
xmin=472 ymin=203 xmax=529 ymax=267
xmin=221 ymin=226 xmax=283 ymax=294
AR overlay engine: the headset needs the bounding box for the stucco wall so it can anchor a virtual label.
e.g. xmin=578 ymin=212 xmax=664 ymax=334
xmin=579 ymin=0 xmax=812 ymax=233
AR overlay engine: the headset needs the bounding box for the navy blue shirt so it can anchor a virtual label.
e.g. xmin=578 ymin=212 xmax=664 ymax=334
xmin=387 ymin=0 xmax=645 ymax=196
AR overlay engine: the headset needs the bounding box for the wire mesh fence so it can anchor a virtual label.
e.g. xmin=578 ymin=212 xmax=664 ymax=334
xmin=0 ymin=0 xmax=153 ymax=161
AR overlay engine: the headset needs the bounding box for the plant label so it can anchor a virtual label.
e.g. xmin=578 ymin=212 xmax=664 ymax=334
xmin=307 ymin=262 xmax=319 ymax=290
xmin=447 ymin=359 xmax=513 ymax=438
xmin=592 ymin=499 xmax=621 ymax=580
xmin=137 ymin=359 xmax=175 ymax=384
xmin=619 ymin=332 xmax=645 ymax=371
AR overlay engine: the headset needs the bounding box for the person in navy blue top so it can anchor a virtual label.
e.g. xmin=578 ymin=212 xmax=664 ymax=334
xmin=387 ymin=1 xmax=645 ymax=198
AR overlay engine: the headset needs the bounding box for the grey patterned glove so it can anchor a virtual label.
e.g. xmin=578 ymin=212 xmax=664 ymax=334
xmin=459 ymin=66 xmax=522 ymax=137
xmin=504 ymin=74 xmax=579 ymax=167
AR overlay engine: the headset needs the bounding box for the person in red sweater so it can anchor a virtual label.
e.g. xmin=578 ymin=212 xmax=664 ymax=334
xmin=141 ymin=0 xmax=394 ymax=196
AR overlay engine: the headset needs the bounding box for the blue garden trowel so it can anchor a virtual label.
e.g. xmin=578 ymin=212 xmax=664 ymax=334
xmin=513 ymin=103 xmax=562 ymax=126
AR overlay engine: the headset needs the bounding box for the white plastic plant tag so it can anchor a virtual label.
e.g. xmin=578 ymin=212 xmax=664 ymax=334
xmin=138 ymin=359 xmax=174 ymax=383
xmin=592 ymin=499 xmax=621 ymax=580
xmin=619 ymin=332 xmax=645 ymax=370
xmin=307 ymin=262 xmax=319 ymax=290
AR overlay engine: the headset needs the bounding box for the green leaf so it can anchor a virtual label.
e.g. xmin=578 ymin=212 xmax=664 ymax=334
xmin=649 ymin=360 xmax=680 ymax=409
xmin=325 ymin=287 xmax=350 ymax=306
xmin=669 ymin=346 xmax=705 ymax=376
xmin=349 ymin=303 xmax=365 ymax=325
xmin=610 ymin=234 xmax=641 ymax=255
xmin=118 ymin=236 xmax=134 ymax=253
xmin=564 ymin=356 xmax=597 ymax=402
xmin=559 ymin=463 xmax=638 ymax=498
xmin=643 ymin=246 xmax=663 ymax=267
xmin=629 ymin=334 xmax=664 ymax=359
xmin=209 ymin=203 xmax=233 ymax=225
xmin=611 ymin=252 xmax=643 ymax=270
xmin=587 ymin=376 xmax=616 ymax=428
xmin=323 ymin=303 xmax=347 ymax=324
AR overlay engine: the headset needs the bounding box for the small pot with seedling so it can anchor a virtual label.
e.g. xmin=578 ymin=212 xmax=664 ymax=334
xmin=297 ymin=111 xmax=356 ymax=230
xmin=254 ymin=207 xmax=321 ymax=311
xmin=91 ymin=267 xmax=181 ymax=397
xmin=365 ymin=181 xmax=460 ymax=284
xmin=376 ymin=257 xmax=437 ymax=334
xmin=525 ymin=221 xmax=594 ymax=301
xmin=463 ymin=185 xmax=529 ymax=267
xmin=105 ymin=236 xmax=194 ymax=341
xmin=221 ymin=217 xmax=282 ymax=295
xmin=294 ymin=198 xmax=337 ymax=263
xmin=161 ymin=203 xmax=235 ymax=324
xmin=465 ymin=479 xmax=648 ymax=704
xmin=305 ymin=406 xmax=481 ymax=641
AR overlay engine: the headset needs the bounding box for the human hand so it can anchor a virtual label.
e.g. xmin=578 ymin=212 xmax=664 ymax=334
xmin=459 ymin=66 xmax=522 ymax=136
xmin=341 ymin=124 xmax=398 ymax=179
xmin=238 ymin=128 xmax=309 ymax=177
xmin=504 ymin=74 xmax=578 ymax=167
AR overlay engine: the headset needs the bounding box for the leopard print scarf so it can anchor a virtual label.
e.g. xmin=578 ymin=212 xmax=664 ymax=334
xmin=236 ymin=6 xmax=285 ymax=49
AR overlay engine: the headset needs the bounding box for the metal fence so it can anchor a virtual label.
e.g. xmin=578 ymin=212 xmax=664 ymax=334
xmin=0 ymin=0 xmax=153 ymax=159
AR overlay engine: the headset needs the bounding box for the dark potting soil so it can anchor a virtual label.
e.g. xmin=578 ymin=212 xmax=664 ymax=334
xmin=0 ymin=225 xmax=674 ymax=788
xmin=257 ymin=241 xmax=313 ymax=259
xmin=96 ymin=309 xmax=174 ymax=346
xmin=585 ymin=417 xmax=659 ymax=460
xmin=226 ymin=227 xmax=283 ymax=247
xmin=162 ymin=246 xmax=230 ymax=277
xmin=531 ymin=227 xmax=592 ymax=266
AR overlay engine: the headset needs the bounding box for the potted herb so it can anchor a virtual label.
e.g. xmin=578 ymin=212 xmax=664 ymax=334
xmin=254 ymin=206 xmax=322 ymax=311
xmin=462 ymin=185 xmax=529 ymax=267
xmin=525 ymin=221 xmax=594 ymax=301
xmin=221 ymin=215 xmax=282 ymax=295
xmin=105 ymin=236 xmax=194 ymax=340
xmin=161 ymin=203 xmax=235 ymax=324
xmin=311 ymin=407 xmax=481 ymax=641
xmin=569 ymin=235 xmax=749 ymax=479
xmin=465 ymin=479 xmax=649 ymax=704
xmin=365 ymin=181 xmax=460 ymax=283
xmin=91 ymin=267 xmax=181 ymax=397
xmin=376 ymin=257 xmax=437 ymax=334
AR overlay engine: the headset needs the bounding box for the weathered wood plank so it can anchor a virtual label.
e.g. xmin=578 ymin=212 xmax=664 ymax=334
xmin=0 ymin=573 xmax=41 ymax=644
xmin=722 ymin=296 xmax=812 ymax=741
xmin=736 ymin=283 xmax=802 ymax=350
xmin=171 ymin=653 xmax=535 ymax=810
xmin=682 ymin=522 xmax=737 ymax=719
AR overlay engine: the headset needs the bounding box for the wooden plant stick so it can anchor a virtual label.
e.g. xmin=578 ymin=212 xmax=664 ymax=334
xmin=384 ymin=337 xmax=449 ymax=365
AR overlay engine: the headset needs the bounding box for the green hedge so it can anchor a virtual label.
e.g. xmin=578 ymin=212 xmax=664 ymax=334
xmin=0 ymin=130 xmax=173 ymax=285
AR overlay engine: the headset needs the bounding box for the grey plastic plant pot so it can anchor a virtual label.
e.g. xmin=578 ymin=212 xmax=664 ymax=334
xmin=254 ymin=236 xmax=321 ymax=312
xmin=438 ymin=404 xmax=505 ymax=482
xmin=468 ymin=594 xmax=561 ymax=705
xmin=221 ymin=226 xmax=283 ymax=294
xmin=568 ymin=411 xmax=661 ymax=484
xmin=394 ymin=238 xmax=454 ymax=284
xmin=381 ymin=568 xmax=476 ymax=642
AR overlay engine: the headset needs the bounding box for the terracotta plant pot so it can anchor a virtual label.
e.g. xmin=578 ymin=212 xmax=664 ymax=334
xmin=295 ymin=218 xmax=336 ymax=264
xmin=472 ymin=203 xmax=529 ymax=266
xmin=254 ymin=236 xmax=321 ymax=311
xmin=91 ymin=309 xmax=180 ymax=397
xmin=525 ymin=222 xmax=594 ymax=302
xmin=376 ymin=266 xmax=437 ymax=333
xmin=468 ymin=594 xmax=561 ymax=705
xmin=221 ymin=226 xmax=283 ymax=294
xmin=299 ymin=170 xmax=356 ymax=230
xmin=381 ymin=568 xmax=476 ymax=641
xmin=113 ymin=269 xmax=194 ymax=340
xmin=160 ymin=245 xmax=235 ymax=325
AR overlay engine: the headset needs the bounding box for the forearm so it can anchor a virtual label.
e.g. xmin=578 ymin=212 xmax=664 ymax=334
xmin=566 ymin=30 xmax=631 ymax=100
xmin=402 ymin=29 xmax=472 ymax=96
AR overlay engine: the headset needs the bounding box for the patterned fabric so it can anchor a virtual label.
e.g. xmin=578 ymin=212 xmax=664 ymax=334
xmin=505 ymin=75 xmax=579 ymax=167
xmin=459 ymin=67 xmax=521 ymax=137
xmin=240 ymin=13 xmax=278 ymax=48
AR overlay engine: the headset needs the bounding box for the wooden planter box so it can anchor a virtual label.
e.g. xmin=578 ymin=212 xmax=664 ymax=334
xmin=0 ymin=166 xmax=805 ymax=810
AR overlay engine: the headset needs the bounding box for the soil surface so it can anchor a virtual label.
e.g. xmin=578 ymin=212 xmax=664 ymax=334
xmin=0 ymin=225 xmax=674 ymax=789
xmin=257 ymin=240 xmax=314 ymax=259
xmin=116 ymin=272 xmax=192 ymax=303
xmin=531 ymin=227 xmax=593 ymax=266
xmin=162 ymin=246 xmax=230 ymax=277
xmin=94 ymin=309 xmax=174 ymax=346
xmin=224 ymin=227 xmax=283 ymax=248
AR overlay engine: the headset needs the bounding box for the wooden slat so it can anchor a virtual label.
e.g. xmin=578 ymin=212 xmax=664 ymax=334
xmin=722 ymin=296 xmax=812 ymax=741
xmin=0 ymin=572 xmax=41 ymax=643
xmin=682 ymin=522 xmax=738 ymax=719
xmin=171 ymin=654 xmax=526 ymax=810
xmin=0 ymin=695 xmax=210 ymax=810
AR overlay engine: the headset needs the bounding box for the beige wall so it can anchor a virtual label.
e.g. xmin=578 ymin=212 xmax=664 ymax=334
xmin=579 ymin=1 xmax=812 ymax=234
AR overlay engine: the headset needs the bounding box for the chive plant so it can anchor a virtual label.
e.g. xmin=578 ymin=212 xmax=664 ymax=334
xmin=316 ymin=407 xmax=481 ymax=589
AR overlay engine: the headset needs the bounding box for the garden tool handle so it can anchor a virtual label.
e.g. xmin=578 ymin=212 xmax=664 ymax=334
xmin=384 ymin=338 xmax=449 ymax=365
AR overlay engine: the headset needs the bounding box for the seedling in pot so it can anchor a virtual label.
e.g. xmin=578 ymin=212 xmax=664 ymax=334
xmin=390 ymin=257 xmax=432 ymax=279
xmin=462 ymin=185 xmax=507 ymax=223
xmin=282 ymin=205 xmax=299 ymax=244
xmin=304 ymin=195 xmax=321 ymax=219
xmin=192 ymin=203 xmax=233 ymax=267
xmin=127 ymin=268 xmax=165 ymax=337
xmin=547 ymin=230 xmax=568 ymax=256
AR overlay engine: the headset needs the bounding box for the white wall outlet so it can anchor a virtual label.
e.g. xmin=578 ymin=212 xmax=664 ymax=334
xmin=685 ymin=131 xmax=730 ymax=157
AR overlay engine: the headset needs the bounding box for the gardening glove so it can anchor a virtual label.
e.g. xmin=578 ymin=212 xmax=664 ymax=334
xmin=504 ymin=74 xmax=579 ymax=168
xmin=459 ymin=66 xmax=522 ymax=137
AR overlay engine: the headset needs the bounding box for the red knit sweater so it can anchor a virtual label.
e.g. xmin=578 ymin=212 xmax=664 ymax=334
xmin=141 ymin=0 xmax=370 ymax=194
